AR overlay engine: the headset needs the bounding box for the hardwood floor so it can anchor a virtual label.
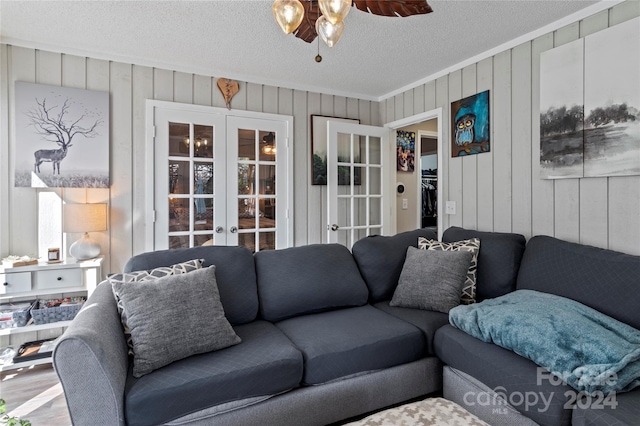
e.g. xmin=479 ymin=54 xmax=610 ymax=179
xmin=0 ymin=363 xmax=71 ymax=426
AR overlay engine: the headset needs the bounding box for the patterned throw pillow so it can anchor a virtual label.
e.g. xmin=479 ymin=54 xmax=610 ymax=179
xmin=418 ymin=237 xmax=480 ymax=304
xmin=109 ymin=259 xmax=204 ymax=355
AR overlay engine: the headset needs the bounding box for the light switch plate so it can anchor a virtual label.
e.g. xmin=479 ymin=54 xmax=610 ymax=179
xmin=445 ymin=201 xmax=456 ymax=215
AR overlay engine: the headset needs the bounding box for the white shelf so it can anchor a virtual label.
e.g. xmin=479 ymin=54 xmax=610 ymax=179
xmin=0 ymin=320 xmax=72 ymax=337
xmin=0 ymin=286 xmax=86 ymax=301
xmin=0 ymin=355 xmax=53 ymax=372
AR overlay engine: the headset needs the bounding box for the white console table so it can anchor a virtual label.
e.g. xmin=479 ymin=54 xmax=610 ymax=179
xmin=0 ymin=257 xmax=103 ymax=371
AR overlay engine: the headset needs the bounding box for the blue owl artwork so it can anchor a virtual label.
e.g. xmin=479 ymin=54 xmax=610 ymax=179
xmin=451 ymin=90 xmax=490 ymax=157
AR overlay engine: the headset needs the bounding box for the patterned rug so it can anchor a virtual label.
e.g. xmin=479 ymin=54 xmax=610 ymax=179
xmin=345 ymin=397 xmax=490 ymax=426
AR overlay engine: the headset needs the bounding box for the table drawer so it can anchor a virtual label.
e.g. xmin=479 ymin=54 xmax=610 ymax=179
xmin=0 ymin=272 xmax=32 ymax=294
xmin=35 ymin=269 xmax=82 ymax=290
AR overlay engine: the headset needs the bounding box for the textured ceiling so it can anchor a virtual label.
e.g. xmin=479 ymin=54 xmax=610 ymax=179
xmin=0 ymin=0 xmax=604 ymax=100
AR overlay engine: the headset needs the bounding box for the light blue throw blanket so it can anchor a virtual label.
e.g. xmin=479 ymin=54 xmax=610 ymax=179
xmin=449 ymin=290 xmax=640 ymax=395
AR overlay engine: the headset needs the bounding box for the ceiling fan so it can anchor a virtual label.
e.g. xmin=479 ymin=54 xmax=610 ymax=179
xmin=273 ymin=0 xmax=433 ymax=50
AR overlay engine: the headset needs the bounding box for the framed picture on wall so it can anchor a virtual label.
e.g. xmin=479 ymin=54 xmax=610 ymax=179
xmin=14 ymin=82 xmax=110 ymax=188
xmin=310 ymin=115 xmax=360 ymax=185
xmin=450 ymin=90 xmax=490 ymax=157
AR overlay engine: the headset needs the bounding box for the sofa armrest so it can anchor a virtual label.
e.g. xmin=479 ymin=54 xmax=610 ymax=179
xmin=53 ymin=281 xmax=129 ymax=426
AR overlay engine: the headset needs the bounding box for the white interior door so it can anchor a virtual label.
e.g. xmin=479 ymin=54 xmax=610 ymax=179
xmin=149 ymin=102 xmax=293 ymax=253
xmin=226 ymin=116 xmax=289 ymax=252
xmin=327 ymin=121 xmax=390 ymax=248
xmin=154 ymin=108 xmax=226 ymax=250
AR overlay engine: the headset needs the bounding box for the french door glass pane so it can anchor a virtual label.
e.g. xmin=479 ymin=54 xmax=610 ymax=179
xmin=238 ymin=233 xmax=255 ymax=253
xmin=194 ymin=234 xmax=214 ymax=246
xmin=259 ymin=232 xmax=276 ymax=251
xmin=259 ymin=198 xmax=276 ymax=228
xmin=259 ymin=130 xmax=277 ymax=162
xmin=169 ymin=161 xmax=189 ymax=194
xmin=193 ymin=124 xmax=213 ymax=159
xmin=238 ymin=129 xmax=256 ymax=160
xmin=259 ymin=165 xmax=276 ymax=195
xmin=169 ymin=198 xmax=190 ymax=232
xmin=169 ymin=235 xmax=189 ymax=250
xmin=169 ymin=122 xmax=189 ymax=157
xmin=238 ymin=198 xmax=256 ymax=229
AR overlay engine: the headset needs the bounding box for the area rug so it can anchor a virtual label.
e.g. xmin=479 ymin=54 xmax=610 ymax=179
xmin=345 ymin=397 xmax=490 ymax=426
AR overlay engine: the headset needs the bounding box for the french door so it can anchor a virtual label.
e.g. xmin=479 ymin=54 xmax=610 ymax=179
xmin=326 ymin=120 xmax=391 ymax=248
xmin=149 ymin=102 xmax=292 ymax=252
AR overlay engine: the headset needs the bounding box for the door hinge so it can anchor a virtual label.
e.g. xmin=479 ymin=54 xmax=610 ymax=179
xmin=152 ymin=210 xmax=156 ymax=223
xmin=152 ymin=125 xmax=156 ymax=139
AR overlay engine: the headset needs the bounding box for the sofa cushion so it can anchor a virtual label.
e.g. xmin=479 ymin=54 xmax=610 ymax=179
xmin=255 ymin=244 xmax=369 ymax=322
xmin=124 ymin=320 xmax=303 ymax=426
xmin=435 ymin=324 xmax=573 ymax=426
xmin=442 ymin=227 xmax=526 ymax=300
xmin=123 ymin=245 xmax=258 ymax=325
xmin=418 ymin=237 xmax=480 ymax=304
xmin=352 ymin=228 xmax=438 ymax=303
xmin=276 ymin=305 xmax=425 ymax=385
xmin=572 ymin=388 xmax=640 ymax=426
xmin=373 ymin=301 xmax=449 ymax=355
xmin=112 ymin=266 xmax=241 ymax=378
xmin=390 ymin=247 xmax=473 ymax=313
xmin=517 ymin=235 xmax=640 ymax=330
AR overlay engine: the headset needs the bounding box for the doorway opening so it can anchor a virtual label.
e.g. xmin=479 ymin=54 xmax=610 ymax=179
xmin=386 ymin=109 xmax=443 ymax=238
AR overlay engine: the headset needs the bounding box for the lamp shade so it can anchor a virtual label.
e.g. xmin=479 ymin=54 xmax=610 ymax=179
xmin=63 ymin=203 xmax=107 ymax=233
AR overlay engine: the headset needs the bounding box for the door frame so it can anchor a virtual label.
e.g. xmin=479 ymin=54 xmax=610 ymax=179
xmin=386 ymin=108 xmax=444 ymax=239
xmin=417 ymin=129 xmax=438 ymax=231
xmin=145 ymin=100 xmax=294 ymax=252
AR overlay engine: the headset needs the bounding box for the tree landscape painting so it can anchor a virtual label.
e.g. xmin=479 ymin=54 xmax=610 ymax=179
xmin=540 ymin=17 xmax=639 ymax=179
xmin=14 ymin=82 xmax=109 ymax=187
xmin=583 ymin=17 xmax=640 ymax=177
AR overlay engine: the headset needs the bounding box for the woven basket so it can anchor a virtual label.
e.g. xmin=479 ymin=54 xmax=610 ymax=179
xmin=31 ymin=302 xmax=84 ymax=325
xmin=0 ymin=301 xmax=33 ymax=328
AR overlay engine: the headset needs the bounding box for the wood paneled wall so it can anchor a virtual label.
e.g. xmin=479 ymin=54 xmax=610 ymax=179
xmin=380 ymin=1 xmax=640 ymax=255
xmin=0 ymin=46 xmax=379 ymax=275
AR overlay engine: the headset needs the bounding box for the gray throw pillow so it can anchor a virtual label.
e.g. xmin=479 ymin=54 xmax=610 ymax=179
xmin=109 ymin=258 xmax=204 ymax=355
xmin=390 ymin=247 xmax=473 ymax=313
xmin=111 ymin=266 xmax=241 ymax=378
xmin=418 ymin=237 xmax=480 ymax=304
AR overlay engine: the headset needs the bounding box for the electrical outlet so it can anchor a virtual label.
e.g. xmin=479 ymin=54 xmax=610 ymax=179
xmin=445 ymin=201 xmax=456 ymax=215
xmin=402 ymin=198 xmax=408 ymax=210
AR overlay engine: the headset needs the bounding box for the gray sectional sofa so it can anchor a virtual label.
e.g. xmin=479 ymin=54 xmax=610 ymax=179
xmin=53 ymin=227 xmax=640 ymax=426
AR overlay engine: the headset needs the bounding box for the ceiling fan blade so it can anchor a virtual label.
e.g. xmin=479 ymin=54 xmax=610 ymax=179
xmin=293 ymin=0 xmax=433 ymax=43
xmin=294 ymin=1 xmax=322 ymax=43
xmin=353 ymin=0 xmax=433 ymax=17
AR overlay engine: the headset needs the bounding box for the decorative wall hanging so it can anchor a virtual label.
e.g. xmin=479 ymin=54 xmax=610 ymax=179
xmin=539 ymin=17 xmax=639 ymax=179
xmin=396 ymin=130 xmax=415 ymax=172
xmin=217 ymin=78 xmax=239 ymax=110
xmin=14 ymin=82 xmax=109 ymax=188
xmin=450 ymin=90 xmax=490 ymax=157
xmin=310 ymin=115 xmax=360 ymax=185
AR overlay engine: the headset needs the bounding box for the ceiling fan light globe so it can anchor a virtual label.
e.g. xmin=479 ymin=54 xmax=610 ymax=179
xmin=272 ymin=0 xmax=305 ymax=34
xmin=315 ymin=15 xmax=344 ymax=48
xmin=318 ymin=0 xmax=351 ymax=25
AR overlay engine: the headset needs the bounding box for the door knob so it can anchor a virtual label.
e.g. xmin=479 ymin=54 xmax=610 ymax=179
xmin=215 ymin=226 xmax=224 ymax=233
xmin=330 ymin=224 xmax=340 ymax=231
xmin=230 ymin=226 xmax=238 ymax=233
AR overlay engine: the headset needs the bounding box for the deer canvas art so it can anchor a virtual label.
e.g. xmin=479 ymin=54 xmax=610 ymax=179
xmin=14 ymin=82 xmax=109 ymax=188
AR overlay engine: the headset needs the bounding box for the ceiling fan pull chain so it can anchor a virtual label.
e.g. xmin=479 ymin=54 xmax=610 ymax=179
xmin=315 ymin=37 xmax=322 ymax=63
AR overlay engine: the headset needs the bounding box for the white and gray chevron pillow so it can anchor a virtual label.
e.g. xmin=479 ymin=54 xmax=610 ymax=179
xmin=418 ymin=237 xmax=480 ymax=304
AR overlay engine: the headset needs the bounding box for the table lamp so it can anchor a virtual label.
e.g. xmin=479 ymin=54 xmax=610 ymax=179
xmin=64 ymin=203 xmax=107 ymax=260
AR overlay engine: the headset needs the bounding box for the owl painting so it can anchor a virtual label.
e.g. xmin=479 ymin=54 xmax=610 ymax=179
xmin=455 ymin=113 xmax=476 ymax=146
xmin=451 ymin=90 xmax=490 ymax=157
